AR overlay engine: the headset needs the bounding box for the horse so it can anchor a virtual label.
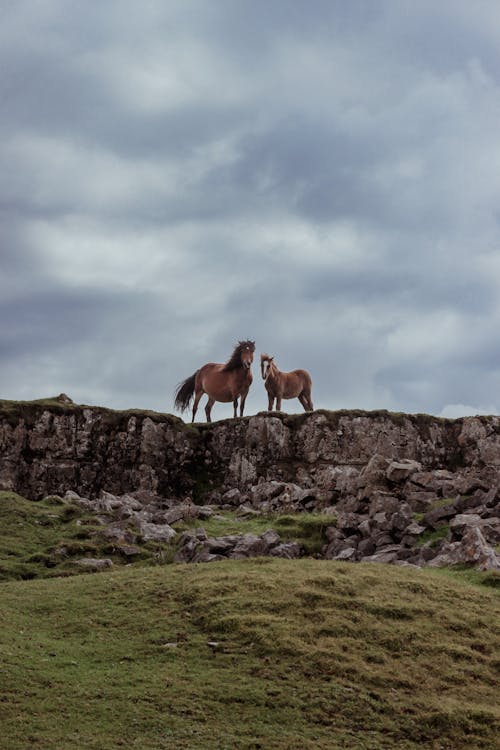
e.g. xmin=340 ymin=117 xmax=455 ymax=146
xmin=260 ymin=353 xmax=313 ymax=412
xmin=174 ymin=340 xmax=255 ymax=422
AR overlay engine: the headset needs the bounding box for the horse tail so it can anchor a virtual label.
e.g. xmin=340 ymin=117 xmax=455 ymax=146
xmin=174 ymin=371 xmax=197 ymax=412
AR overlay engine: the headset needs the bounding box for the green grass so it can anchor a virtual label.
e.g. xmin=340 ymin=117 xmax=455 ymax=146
xmin=0 ymin=492 xmax=335 ymax=580
xmin=176 ymin=512 xmax=333 ymax=555
xmin=0 ymin=559 xmax=498 ymax=749
xmin=0 ymin=492 xmax=173 ymax=580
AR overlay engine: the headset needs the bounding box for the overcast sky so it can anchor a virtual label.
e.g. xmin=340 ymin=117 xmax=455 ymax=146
xmin=2 ymin=0 xmax=500 ymax=420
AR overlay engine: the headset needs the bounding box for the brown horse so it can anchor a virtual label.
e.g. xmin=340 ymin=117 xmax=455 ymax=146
xmin=260 ymin=353 xmax=313 ymax=412
xmin=174 ymin=340 xmax=255 ymax=422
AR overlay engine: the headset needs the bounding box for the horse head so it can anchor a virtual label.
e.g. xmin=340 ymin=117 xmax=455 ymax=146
xmin=239 ymin=340 xmax=255 ymax=370
xmin=260 ymin=353 xmax=274 ymax=379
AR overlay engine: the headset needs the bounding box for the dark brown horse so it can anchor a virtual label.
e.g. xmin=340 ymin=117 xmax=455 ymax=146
xmin=174 ymin=340 xmax=255 ymax=422
xmin=260 ymin=353 xmax=313 ymax=412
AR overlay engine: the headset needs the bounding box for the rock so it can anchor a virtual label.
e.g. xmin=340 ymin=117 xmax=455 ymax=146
xmin=139 ymin=522 xmax=176 ymax=543
xmin=221 ymin=488 xmax=243 ymax=506
xmin=404 ymin=490 xmax=438 ymax=512
xmin=232 ymin=533 xmax=270 ymax=559
xmin=361 ymin=545 xmax=402 ymax=564
xmin=450 ymin=514 xmax=500 ymax=543
xmin=389 ymin=503 xmax=413 ymax=533
xmin=357 ymin=538 xmax=376 ymax=557
xmin=270 ymin=542 xmax=302 ymax=559
xmin=75 ymin=558 xmax=113 ymax=571
xmin=3 ymin=402 xmax=500 ymax=571
xmin=368 ymin=493 xmax=401 ymax=515
xmin=386 ymin=459 xmax=421 ymax=483
xmin=324 ymin=537 xmax=359 ymax=559
xmin=100 ymin=521 xmax=137 ymax=544
xmin=357 ymin=455 xmax=391 ymax=498
xmin=57 ymin=393 xmax=74 ymax=404
xmin=401 ymin=521 xmax=426 ymax=539
xmin=163 ymin=504 xmax=199 ymax=525
xmin=423 ymin=504 xmax=456 ymax=530
xmin=333 ymin=547 xmax=357 ymax=561
xmin=428 ymin=527 xmax=500 ymax=571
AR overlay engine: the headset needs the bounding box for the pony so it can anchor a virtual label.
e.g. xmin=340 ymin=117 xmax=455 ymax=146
xmin=174 ymin=340 xmax=255 ymax=422
xmin=260 ymin=353 xmax=313 ymax=412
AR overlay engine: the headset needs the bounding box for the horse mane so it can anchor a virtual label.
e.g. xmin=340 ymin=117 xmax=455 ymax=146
xmin=223 ymin=340 xmax=255 ymax=371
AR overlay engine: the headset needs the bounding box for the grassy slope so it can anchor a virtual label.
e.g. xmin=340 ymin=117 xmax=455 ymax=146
xmin=0 ymin=491 xmax=334 ymax=580
xmin=0 ymin=560 xmax=498 ymax=750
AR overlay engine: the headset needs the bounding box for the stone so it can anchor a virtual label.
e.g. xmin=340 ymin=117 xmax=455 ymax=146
xmin=139 ymin=522 xmax=176 ymax=543
xmin=402 ymin=521 xmax=426 ymax=538
xmin=57 ymin=393 xmax=74 ymax=404
xmin=232 ymin=533 xmax=269 ymax=559
xmin=386 ymin=459 xmax=421 ymax=483
xmin=368 ymin=493 xmax=401 ymax=515
xmin=403 ymin=490 xmax=438 ymax=512
xmin=100 ymin=521 xmax=137 ymax=544
xmin=270 ymin=542 xmax=302 ymax=559
xmin=221 ymin=488 xmax=243 ymax=505
xmin=4 ymin=401 xmax=500 ymax=571
xmin=423 ymin=504 xmax=456 ymax=530
xmin=333 ymin=547 xmax=357 ymax=561
xmin=357 ymin=538 xmax=376 ymax=557
xmin=163 ymin=504 xmax=199 ymax=525
xmin=361 ymin=545 xmax=402 ymax=564
xmin=428 ymin=527 xmax=500 ymax=571
xmin=75 ymin=558 xmax=113 ymax=571
xmin=449 ymin=514 xmax=500 ymax=543
xmin=357 ymin=454 xmax=391 ymax=489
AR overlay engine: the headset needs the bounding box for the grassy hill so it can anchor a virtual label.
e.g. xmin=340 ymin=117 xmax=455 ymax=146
xmin=0 ymin=559 xmax=498 ymax=750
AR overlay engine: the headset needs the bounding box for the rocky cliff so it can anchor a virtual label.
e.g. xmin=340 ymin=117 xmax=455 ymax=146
xmin=1 ymin=398 xmax=499 ymax=570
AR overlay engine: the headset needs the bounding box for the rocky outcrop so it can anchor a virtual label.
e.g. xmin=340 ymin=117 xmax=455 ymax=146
xmin=174 ymin=528 xmax=302 ymax=563
xmin=1 ymin=400 xmax=499 ymax=570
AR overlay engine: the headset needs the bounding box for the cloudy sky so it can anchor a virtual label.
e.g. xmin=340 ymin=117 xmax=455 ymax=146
xmin=2 ymin=0 xmax=500 ymax=420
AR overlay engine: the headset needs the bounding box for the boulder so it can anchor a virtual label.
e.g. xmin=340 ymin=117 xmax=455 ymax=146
xmin=423 ymin=504 xmax=456 ymax=530
xmin=450 ymin=514 xmax=500 ymax=543
xmin=270 ymin=542 xmax=302 ymax=559
xmin=428 ymin=527 xmax=500 ymax=571
xmin=75 ymin=558 xmax=113 ymax=572
xmin=138 ymin=522 xmax=176 ymax=543
xmin=386 ymin=459 xmax=421 ymax=483
xmin=361 ymin=545 xmax=402 ymax=564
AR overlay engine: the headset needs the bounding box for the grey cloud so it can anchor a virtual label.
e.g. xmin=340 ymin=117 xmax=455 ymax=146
xmin=1 ymin=2 xmax=500 ymax=418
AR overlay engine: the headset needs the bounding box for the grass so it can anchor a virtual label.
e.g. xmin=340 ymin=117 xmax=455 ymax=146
xmin=0 ymin=492 xmax=175 ymax=580
xmin=0 ymin=559 xmax=498 ymax=749
xmin=176 ymin=512 xmax=333 ymax=556
xmin=0 ymin=492 xmax=335 ymax=580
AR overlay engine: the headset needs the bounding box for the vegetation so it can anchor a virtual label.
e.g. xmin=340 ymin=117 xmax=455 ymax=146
xmin=0 ymin=559 xmax=498 ymax=749
xmin=0 ymin=492 xmax=334 ymax=581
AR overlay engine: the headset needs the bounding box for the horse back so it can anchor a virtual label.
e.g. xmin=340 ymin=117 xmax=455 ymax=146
xmin=196 ymin=361 xmax=252 ymax=401
xmin=291 ymin=369 xmax=312 ymax=387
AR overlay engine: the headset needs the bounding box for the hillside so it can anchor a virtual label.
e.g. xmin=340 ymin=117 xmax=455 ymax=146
xmin=1 ymin=400 xmax=499 ymax=749
xmin=0 ymin=398 xmax=499 ymax=571
xmin=1 ymin=559 xmax=499 ymax=750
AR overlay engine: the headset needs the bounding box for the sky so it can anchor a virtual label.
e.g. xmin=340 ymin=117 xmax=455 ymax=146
xmin=2 ymin=0 xmax=500 ymax=421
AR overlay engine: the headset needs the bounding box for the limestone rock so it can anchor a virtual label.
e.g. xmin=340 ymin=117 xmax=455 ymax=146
xmin=75 ymin=558 xmax=113 ymax=572
xmin=428 ymin=527 xmax=500 ymax=571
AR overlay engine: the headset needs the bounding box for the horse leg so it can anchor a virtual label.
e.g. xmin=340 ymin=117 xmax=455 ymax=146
xmin=276 ymin=396 xmax=282 ymax=411
xmin=205 ymin=396 xmax=215 ymax=423
xmin=268 ymin=394 xmax=274 ymax=411
xmin=300 ymin=390 xmax=313 ymax=411
xmin=233 ymin=398 xmax=238 ymax=418
xmin=305 ymin=389 xmax=314 ymax=410
xmin=239 ymin=394 xmax=248 ymax=417
xmin=192 ymin=389 xmax=203 ymax=422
